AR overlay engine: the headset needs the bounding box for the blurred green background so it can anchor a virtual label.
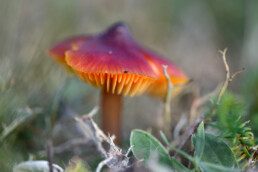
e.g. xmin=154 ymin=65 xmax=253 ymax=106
xmin=0 ymin=0 xmax=258 ymax=171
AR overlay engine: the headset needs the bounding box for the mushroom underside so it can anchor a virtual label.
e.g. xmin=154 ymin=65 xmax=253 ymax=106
xmin=75 ymin=71 xmax=155 ymax=96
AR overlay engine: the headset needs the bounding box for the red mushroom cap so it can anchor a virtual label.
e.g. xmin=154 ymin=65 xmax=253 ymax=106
xmin=139 ymin=49 xmax=189 ymax=98
xmin=48 ymin=22 xmax=188 ymax=97
xmin=48 ymin=35 xmax=89 ymax=64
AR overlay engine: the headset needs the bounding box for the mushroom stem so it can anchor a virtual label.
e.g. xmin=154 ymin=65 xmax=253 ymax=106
xmin=101 ymin=90 xmax=122 ymax=144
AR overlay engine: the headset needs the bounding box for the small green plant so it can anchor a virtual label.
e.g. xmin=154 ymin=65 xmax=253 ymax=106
xmin=206 ymin=92 xmax=257 ymax=168
xmin=130 ymin=122 xmax=242 ymax=172
xmin=129 ymin=87 xmax=258 ymax=171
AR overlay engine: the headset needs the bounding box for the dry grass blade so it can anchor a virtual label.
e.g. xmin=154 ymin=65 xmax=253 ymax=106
xmin=0 ymin=107 xmax=42 ymax=144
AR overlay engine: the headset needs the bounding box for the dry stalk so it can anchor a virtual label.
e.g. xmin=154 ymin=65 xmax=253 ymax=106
xmin=189 ymin=84 xmax=221 ymax=123
xmin=217 ymin=48 xmax=245 ymax=104
xmin=217 ymin=48 xmax=230 ymax=104
xmin=174 ymin=115 xmax=205 ymax=157
xmin=51 ymin=138 xmax=88 ymax=155
xmin=163 ymin=65 xmax=174 ymax=137
xmin=73 ymin=107 xmax=131 ymax=172
xmin=46 ymin=141 xmax=53 ymax=172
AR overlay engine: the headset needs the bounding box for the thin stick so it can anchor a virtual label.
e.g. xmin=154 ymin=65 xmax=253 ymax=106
xmin=96 ymin=157 xmax=113 ymax=172
xmin=230 ymin=68 xmax=245 ymax=82
xmin=217 ymin=48 xmax=245 ymax=104
xmin=217 ymin=48 xmax=229 ymax=104
xmin=74 ymin=111 xmax=130 ymax=171
xmin=189 ymin=84 xmax=221 ymax=123
xmin=174 ymin=84 xmax=221 ymax=156
xmin=88 ymin=106 xmax=99 ymax=117
xmin=74 ymin=116 xmax=108 ymax=158
xmin=163 ymin=65 xmax=174 ymax=137
xmin=52 ymin=138 xmax=88 ymax=155
xmin=174 ymin=116 xmax=204 ymax=157
xmin=46 ymin=141 xmax=53 ymax=172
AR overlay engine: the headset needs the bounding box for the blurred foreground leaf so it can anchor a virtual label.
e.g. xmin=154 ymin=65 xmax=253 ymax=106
xmin=66 ymin=156 xmax=90 ymax=172
xmin=13 ymin=160 xmax=63 ymax=172
xmin=198 ymin=161 xmax=240 ymax=172
xmin=192 ymin=131 xmax=238 ymax=170
xmin=130 ymin=129 xmax=172 ymax=167
xmin=192 ymin=122 xmax=205 ymax=159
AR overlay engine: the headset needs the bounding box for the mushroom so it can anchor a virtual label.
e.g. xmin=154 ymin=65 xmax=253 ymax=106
xmin=140 ymin=50 xmax=189 ymax=98
xmin=48 ymin=22 xmax=188 ymax=144
xmin=48 ymin=35 xmax=89 ymax=72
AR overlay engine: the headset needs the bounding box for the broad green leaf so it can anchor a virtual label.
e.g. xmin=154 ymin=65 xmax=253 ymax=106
xmin=130 ymin=129 xmax=172 ymax=167
xmin=192 ymin=133 xmax=238 ymax=168
xmin=192 ymin=122 xmax=205 ymax=159
xmin=199 ymin=161 xmax=240 ymax=172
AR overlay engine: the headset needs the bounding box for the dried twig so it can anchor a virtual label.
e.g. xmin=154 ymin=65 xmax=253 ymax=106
xmin=52 ymin=138 xmax=88 ymax=155
xmin=163 ymin=65 xmax=192 ymax=138
xmin=74 ymin=116 xmax=108 ymax=158
xmin=174 ymin=116 xmax=205 ymax=157
xmin=46 ymin=141 xmax=53 ymax=172
xmin=217 ymin=48 xmax=244 ymax=104
xmin=230 ymin=68 xmax=245 ymax=82
xmin=173 ymin=113 xmax=187 ymax=140
xmin=189 ymin=84 xmax=221 ymax=123
xmin=88 ymin=106 xmax=99 ymax=117
xmin=163 ymin=65 xmax=174 ymax=137
xmin=125 ymin=145 xmax=134 ymax=157
xmin=174 ymin=48 xmax=245 ymax=157
xmin=96 ymin=157 xmax=113 ymax=172
xmin=173 ymin=85 xmax=220 ymax=154
xmin=74 ymin=107 xmax=131 ymax=171
xmin=217 ymin=48 xmax=230 ymax=104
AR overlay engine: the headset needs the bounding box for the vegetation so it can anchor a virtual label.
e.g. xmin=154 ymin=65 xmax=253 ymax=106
xmin=0 ymin=0 xmax=258 ymax=171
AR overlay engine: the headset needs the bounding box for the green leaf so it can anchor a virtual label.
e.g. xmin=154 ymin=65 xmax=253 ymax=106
xmin=130 ymin=129 xmax=172 ymax=167
xmin=199 ymin=161 xmax=240 ymax=172
xmin=160 ymin=131 xmax=194 ymax=162
xmin=192 ymin=122 xmax=205 ymax=159
xmin=171 ymin=157 xmax=192 ymax=172
xmin=13 ymin=160 xmax=63 ymax=172
xmin=193 ymin=133 xmax=238 ymax=168
xmin=160 ymin=131 xmax=194 ymax=171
